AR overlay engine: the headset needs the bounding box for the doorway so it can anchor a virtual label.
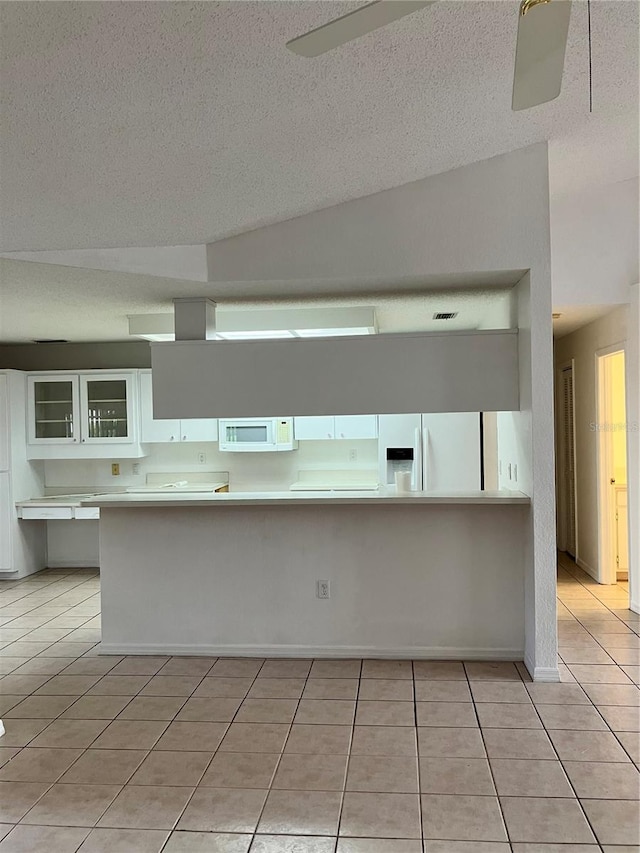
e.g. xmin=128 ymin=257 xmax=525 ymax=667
xmin=596 ymin=347 xmax=629 ymax=587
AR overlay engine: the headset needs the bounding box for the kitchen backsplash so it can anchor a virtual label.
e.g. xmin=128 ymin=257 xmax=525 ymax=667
xmin=44 ymin=439 xmax=378 ymax=492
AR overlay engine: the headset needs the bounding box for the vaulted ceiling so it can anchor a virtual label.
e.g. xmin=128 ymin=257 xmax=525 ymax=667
xmin=1 ymin=0 xmax=637 ymax=253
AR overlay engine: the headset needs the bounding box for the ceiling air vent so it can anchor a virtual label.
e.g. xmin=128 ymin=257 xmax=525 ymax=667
xmin=432 ymin=312 xmax=458 ymax=321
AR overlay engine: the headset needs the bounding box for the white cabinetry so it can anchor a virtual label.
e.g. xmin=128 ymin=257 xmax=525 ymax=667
xmin=334 ymin=416 xmax=378 ymax=440
xmin=27 ymin=371 xmax=142 ymax=459
xmin=140 ymin=371 xmax=218 ymax=444
xmin=1 ymin=371 xmax=46 ymax=577
xmin=0 ymin=471 xmax=12 ymax=571
xmin=294 ymin=415 xmax=377 ymax=441
xmin=294 ymin=416 xmax=335 ymax=441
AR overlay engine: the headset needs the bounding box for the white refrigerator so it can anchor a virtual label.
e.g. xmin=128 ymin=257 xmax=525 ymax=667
xmin=378 ymin=413 xmax=482 ymax=491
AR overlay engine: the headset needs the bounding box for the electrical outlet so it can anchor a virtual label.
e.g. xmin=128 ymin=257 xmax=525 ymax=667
xmin=132 ymin=462 xmax=140 ymax=475
xmin=197 ymin=452 xmax=206 ymax=464
xmin=316 ymin=580 xmax=330 ymax=599
xmin=348 ymin=449 xmax=357 ymax=462
xmin=111 ymin=463 xmax=120 ymax=476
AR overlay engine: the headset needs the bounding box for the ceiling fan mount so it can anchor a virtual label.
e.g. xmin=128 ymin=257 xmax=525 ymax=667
xmin=286 ymin=0 xmax=573 ymax=112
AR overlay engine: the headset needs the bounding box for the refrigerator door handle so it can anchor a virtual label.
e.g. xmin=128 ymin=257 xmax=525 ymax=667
xmin=413 ymin=427 xmax=421 ymax=491
xmin=422 ymin=427 xmax=429 ymax=491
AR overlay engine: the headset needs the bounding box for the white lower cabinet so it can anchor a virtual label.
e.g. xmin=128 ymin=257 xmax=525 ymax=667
xmin=140 ymin=371 xmax=218 ymax=443
xmin=0 ymin=472 xmax=12 ymax=571
xmin=294 ymin=415 xmax=378 ymax=441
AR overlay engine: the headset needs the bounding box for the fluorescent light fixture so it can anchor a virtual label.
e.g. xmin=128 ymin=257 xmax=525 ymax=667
xmin=295 ymin=327 xmax=371 ymax=337
xmin=217 ymin=330 xmax=295 ymax=340
xmin=128 ymin=306 xmax=377 ymax=341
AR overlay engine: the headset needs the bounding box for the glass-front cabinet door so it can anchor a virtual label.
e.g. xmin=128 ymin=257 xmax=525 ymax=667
xmin=27 ymin=375 xmax=80 ymax=444
xmin=79 ymin=374 xmax=134 ymax=443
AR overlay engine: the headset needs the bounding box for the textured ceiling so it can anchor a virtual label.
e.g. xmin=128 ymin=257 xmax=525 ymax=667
xmin=0 ymin=258 xmax=518 ymax=343
xmin=0 ymin=0 xmax=637 ymax=252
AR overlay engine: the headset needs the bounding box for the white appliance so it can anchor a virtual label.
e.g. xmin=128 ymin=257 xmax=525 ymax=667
xmin=218 ymin=418 xmax=297 ymax=452
xmin=378 ymin=413 xmax=482 ymax=492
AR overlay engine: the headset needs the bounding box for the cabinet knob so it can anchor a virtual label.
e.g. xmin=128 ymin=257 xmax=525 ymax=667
xmin=182 ymin=436 xmax=187 ymax=441
xmin=170 ymin=435 xmax=175 ymax=441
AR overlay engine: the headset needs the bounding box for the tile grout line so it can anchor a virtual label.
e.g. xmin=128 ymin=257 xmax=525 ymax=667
xmin=465 ymin=660 xmax=519 ymax=849
xmin=332 ymin=658 xmax=362 ymax=852
xmin=246 ymin=657 xmax=322 ymax=849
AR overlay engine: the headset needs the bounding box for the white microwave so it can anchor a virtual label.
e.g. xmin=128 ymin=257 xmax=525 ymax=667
xmin=218 ymin=418 xmax=298 ymax=452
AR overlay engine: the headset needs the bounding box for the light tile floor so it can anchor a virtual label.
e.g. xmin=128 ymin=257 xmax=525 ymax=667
xmin=0 ymin=555 xmax=638 ymax=852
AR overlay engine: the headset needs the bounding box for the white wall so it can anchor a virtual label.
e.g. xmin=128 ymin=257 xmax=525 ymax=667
xmin=152 ymin=331 xmax=519 ymax=419
xmin=100 ymin=503 xmax=527 ymax=659
xmin=551 ymin=178 xmax=640 ymax=305
xmin=207 ymin=145 xmax=550 ymax=281
xmin=554 ymin=305 xmax=629 ymax=579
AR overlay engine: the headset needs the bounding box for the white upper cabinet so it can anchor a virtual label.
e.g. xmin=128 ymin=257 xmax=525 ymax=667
xmin=140 ymin=371 xmax=180 ymax=442
xmin=27 ymin=375 xmax=80 ymax=446
xmin=79 ymin=374 xmax=135 ymax=445
xmin=140 ymin=371 xmax=217 ymax=443
xmin=334 ymin=415 xmax=378 ymax=440
xmin=294 ymin=415 xmax=377 ymax=441
xmin=27 ymin=371 xmax=142 ymax=458
xmin=294 ymin=416 xmax=335 ymax=441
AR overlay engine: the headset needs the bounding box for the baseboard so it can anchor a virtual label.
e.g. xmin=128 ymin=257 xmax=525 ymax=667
xmin=576 ymin=557 xmax=598 ymax=581
xmin=630 ymin=599 xmax=640 ymax=616
xmin=46 ymin=560 xmax=100 ymax=569
xmin=524 ymin=652 xmax=561 ymax=683
xmin=98 ymin=642 xmax=525 ymax=660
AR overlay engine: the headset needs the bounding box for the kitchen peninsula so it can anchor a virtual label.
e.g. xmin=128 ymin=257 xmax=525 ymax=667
xmin=86 ymin=489 xmax=529 ymax=661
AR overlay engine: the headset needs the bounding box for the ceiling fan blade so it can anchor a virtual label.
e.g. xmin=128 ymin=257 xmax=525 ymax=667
xmin=512 ymin=0 xmax=572 ymax=111
xmin=286 ymin=0 xmax=436 ymax=58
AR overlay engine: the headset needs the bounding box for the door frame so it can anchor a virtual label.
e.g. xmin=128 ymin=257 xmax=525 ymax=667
xmin=595 ymin=343 xmax=627 ymax=585
xmin=556 ymin=359 xmax=578 ymax=558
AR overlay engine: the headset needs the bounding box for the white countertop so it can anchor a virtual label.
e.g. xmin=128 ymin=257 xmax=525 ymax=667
xmin=16 ymin=493 xmax=103 ymax=508
xmin=81 ymin=489 xmax=530 ymax=508
xmin=16 ymin=482 xmax=228 ymax=509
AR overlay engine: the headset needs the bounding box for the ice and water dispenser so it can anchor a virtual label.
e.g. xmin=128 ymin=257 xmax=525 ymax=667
xmin=386 ymin=447 xmax=415 ymax=492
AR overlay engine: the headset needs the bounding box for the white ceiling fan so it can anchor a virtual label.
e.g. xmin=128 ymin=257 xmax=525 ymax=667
xmin=286 ymin=0 xmax=573 ymax=111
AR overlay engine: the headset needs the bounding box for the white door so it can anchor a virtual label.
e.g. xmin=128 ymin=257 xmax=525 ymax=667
xmin=334 ymin=415 xmax=378 ymax=440
xmin=293 ymin=416 xmax=335 ymax=440
xmin=561 ymin=365 xmax=577 ymax=557
xmin=27 ymin=375 xmax=80 ymax=445
xmin=0 ymin=472 xmax=12 ymax=571
xmin=79 ymin=374 xmax=134 ymax=444
xmin=140 ymin=372 xmax=180 ymax=443
xmin=422 ymin=413 xmax=481 ymax=491
xmin=0 ymin=376 xmax=8 ymax=472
